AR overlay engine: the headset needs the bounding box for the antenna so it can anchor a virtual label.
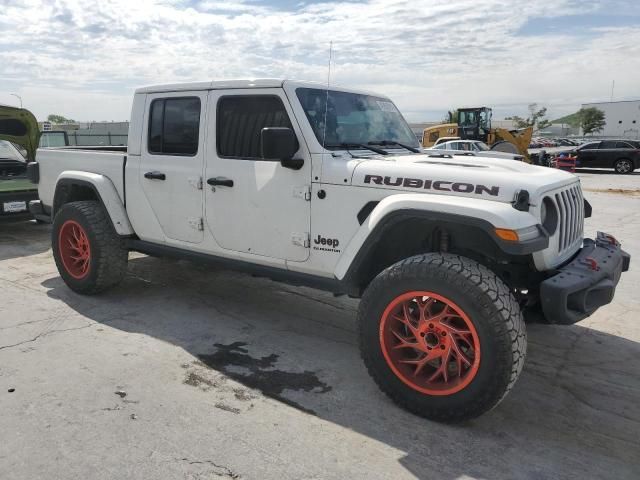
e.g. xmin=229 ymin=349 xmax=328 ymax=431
xmin=321 ymin=41 xmax=333 ymax=150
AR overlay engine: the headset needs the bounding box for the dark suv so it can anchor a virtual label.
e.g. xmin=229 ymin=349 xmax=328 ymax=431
xmin=574 ymin=140 xmax=640 ymax=174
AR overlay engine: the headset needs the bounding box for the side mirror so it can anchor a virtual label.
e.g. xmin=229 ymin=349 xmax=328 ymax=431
xmin=261 ymin=127 xmax=299 ymax=161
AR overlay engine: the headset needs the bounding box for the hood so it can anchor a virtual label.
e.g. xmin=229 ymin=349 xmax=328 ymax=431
xmin=351 ymin=152 xmax=577 ymax=204
xmin=424 ymin=148 xmax=521 ymax=161
xmin=0 ymin=104 xmax=40 ymax=162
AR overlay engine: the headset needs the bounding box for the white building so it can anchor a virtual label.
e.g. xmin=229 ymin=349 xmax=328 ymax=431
xmin=581 ymin=100 xmax=640 ymax=139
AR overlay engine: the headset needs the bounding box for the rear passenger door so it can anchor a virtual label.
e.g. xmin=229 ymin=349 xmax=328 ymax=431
xmin=139 ymin=92 xmax=207 ymax=244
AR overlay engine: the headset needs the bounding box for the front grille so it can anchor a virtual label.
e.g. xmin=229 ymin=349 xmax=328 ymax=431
xmin=552 ymin=183 xmax=584 ymax=255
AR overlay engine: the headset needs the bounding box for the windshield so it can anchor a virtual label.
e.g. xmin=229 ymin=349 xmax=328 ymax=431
xmin=458 ymin=110 xmax=477 ymax=127
xmin=296 ymin=88 xmax=419 ymax=150
xmin=474 ymin=141 xmax=489 ymax=151
xmin=0 ymin=140 xmax=25 ymax=161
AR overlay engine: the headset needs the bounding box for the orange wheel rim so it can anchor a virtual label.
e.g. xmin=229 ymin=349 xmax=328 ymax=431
xmin=379 ymin=291 xmax=481 ymax=396
xmin=58 ymin=220 xmax=91 ymax=280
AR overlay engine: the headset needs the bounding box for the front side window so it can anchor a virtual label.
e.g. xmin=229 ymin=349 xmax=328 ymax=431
xmin=148 ymin=97 xmax=201 ymax=155
xmin=217 ymin=95 xmax=292 ymax=159
xmin=296 ymin=88 xmax=418 ymax=150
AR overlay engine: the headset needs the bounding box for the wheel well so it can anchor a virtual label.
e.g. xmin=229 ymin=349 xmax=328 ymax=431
xmin=615 ymin=157 xmax=633 ymax=165
xmin=53 ymin=181 xmax=99 ymax=216
xmin=344 ymin=216 xmax=533 ymax=296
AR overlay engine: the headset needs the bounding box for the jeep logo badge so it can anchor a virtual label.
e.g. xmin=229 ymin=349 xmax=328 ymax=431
xmin=314 ymin=235 xmax=339 ymax=248
xmin=313 ymin=235 xmax=341 ymax=253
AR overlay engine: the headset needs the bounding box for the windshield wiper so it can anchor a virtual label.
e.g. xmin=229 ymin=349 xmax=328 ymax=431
xmin=325 ymin=143 xmax=389 ymax=155
xmin=369 ymin=140 xmax=420 ymax=153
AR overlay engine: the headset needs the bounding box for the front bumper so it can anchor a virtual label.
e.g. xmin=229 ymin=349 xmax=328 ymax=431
xmin=540 ymin=232 xmax=630 ymax=325
xmin=0 ymin=189 xmax=39 ymax=216
xmin=28 ymin=199 xmax=51 ymax=223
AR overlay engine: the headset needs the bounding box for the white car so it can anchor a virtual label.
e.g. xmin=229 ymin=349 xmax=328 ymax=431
xmin=429 ymin=139 xmax=525 ymax=161
xmin=13 ymin=79 xmax=629 ymax=422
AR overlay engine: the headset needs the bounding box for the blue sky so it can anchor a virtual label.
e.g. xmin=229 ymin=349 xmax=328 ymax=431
xmin=0 ymin=0 xmax=639 ymax=122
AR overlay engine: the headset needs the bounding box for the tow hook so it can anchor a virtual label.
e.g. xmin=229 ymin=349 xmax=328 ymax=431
xmin=581 ymin=256 xmax=600 ymax=271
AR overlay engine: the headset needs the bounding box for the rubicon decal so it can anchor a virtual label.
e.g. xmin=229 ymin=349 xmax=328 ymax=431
xmin=363 ymin=175 xmax=500 ymax=196
xmin=313 ymin=235 xmax=341 ymax=253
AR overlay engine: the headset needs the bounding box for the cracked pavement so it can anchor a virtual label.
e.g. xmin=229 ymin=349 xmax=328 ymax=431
xmin=1 ymin=171 xmax=640 ymax=479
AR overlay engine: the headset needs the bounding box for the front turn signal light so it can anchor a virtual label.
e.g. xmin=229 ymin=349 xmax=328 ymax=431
xmin=495 ymin=228 xmax=519 ymax=242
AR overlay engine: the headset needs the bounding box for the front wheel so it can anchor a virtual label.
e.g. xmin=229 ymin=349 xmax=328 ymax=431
xmin=52 ymin=201 xmax=128 ymax=294
xmin=614 ymin=158 xmax=633 ymax=174
xmin=358 ymin=253 xmax=526 ymax=422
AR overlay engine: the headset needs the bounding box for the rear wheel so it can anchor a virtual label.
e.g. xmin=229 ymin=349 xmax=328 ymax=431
xmin=358 ymin=253 xmax=526 ymax=422
xmin=614 ymin=158 xmax=633 ymax=174
xmin=52 ymin=201 xmax=128 ymax=294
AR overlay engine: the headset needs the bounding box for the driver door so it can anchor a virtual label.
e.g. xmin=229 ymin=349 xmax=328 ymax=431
xmin=204 ymin=90 xmax=311 ymax=262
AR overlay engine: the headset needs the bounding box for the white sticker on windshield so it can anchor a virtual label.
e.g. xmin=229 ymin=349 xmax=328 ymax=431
xmin=376 ymin=101 xmax=399 ymax=113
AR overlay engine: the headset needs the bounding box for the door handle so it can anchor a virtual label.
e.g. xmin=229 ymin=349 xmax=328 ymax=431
xmin=144 ymin=171 xmax=166 ymax=180
xmin=207 ymin=177 xmax=234 ymax=187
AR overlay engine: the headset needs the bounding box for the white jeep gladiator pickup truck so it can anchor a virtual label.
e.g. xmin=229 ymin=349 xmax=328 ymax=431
xmin=18 ymin=79 xmax=629 ymax=422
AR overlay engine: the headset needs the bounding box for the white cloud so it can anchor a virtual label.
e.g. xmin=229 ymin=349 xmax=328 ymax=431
xmin=0 ymin=0 xmax=638 ymax=121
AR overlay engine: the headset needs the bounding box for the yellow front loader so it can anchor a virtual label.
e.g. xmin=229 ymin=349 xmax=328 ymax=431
xmin=422 ymin=107 xmax=533 ymax=162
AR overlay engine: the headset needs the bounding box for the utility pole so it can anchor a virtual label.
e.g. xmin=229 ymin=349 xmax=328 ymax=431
xmin=10 ymin=93 xmax=22 ymax=108
xmin=610 ymin=80 xmax=615 ymax=102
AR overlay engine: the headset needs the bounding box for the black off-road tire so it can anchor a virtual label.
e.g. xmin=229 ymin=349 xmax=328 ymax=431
xmin=358 ymin=253 xmax=526 ymax=423
xmin=52 ymin=201 xmax=128 ymax=294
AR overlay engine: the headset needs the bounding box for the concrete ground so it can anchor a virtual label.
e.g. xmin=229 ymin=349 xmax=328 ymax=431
xmin=1 ymin=170 xmax=639 ymax=480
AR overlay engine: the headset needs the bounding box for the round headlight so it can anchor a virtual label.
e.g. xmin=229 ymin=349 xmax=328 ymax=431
xmin=541 ymin=196 xmax=558 ymax=235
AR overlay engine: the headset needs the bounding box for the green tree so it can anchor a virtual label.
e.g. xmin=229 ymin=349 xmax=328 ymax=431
xmin=47 ymin=114 xmax=75 ymax=124
xmin=506 ymin=103 xmax=551 ymax=131
xmin=577 ymin=107 xmax=606 ymax=135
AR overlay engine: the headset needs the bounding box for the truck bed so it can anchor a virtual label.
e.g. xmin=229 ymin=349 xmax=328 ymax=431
xmin=36 ymin=147 xmax=128 ymax=209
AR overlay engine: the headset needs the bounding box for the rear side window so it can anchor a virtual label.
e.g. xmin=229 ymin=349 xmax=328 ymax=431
xmin=599 ymin=140 xmax=618 ymax=149
xmin=616 ymin=141 xmax=633 ymax=149
xmin=148 ymin=97 xmax=201 ymax=156
xmin=217 ymin=96 xmax=292 ymax=159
